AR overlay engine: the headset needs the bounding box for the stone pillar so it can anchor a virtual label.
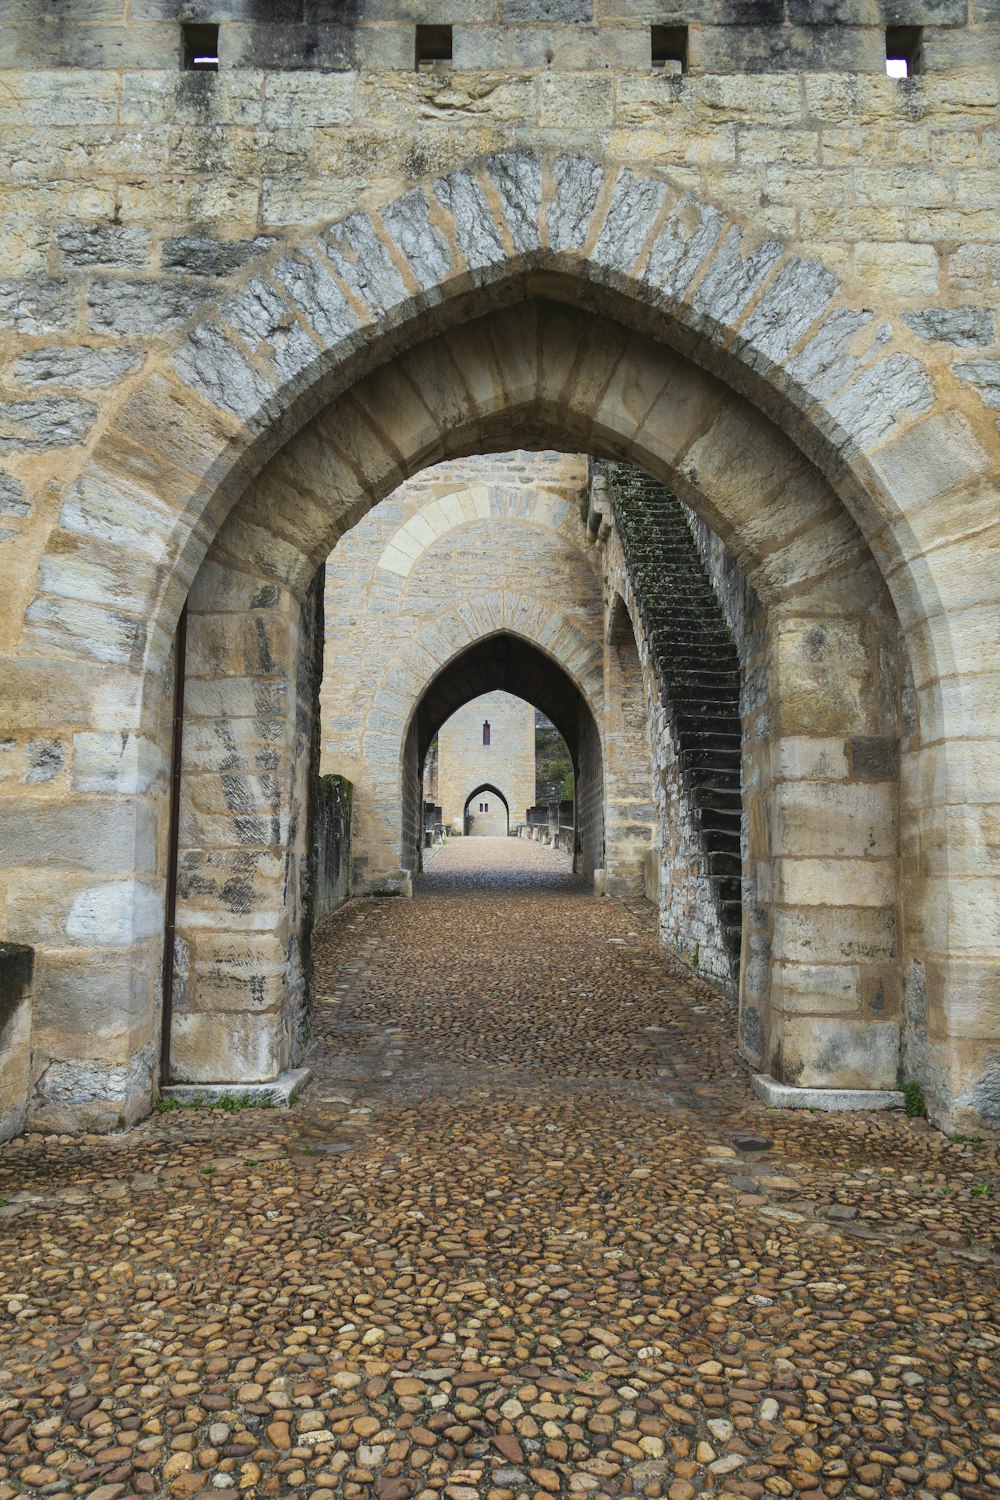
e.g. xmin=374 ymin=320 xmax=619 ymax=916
xmin=168 ymin=566 xmax=317 ymax=1084
xmin=760 ymin=607 xmax=902 ymax=1090
xmin=0 ymin=654 xmax=170 ymax=1133
xmin=0 ymin=944 xmax=34 ymax=1142
xmin=603 ymin=602 xmax=657 ymax=896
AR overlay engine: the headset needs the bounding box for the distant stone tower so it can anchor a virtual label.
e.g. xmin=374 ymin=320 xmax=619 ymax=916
xmin=433 ymin=692 xmax=536 ymax=836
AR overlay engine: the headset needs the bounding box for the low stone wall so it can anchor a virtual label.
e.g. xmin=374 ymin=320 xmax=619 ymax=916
xmin=313 ymin=775 xmax=353 ymax=925
xmin=0 ymin=943 xmax=34 ymax=1143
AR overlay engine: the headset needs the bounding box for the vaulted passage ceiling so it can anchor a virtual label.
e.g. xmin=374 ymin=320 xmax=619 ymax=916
xmin=415 ymin=633 xmax=590 ymax=765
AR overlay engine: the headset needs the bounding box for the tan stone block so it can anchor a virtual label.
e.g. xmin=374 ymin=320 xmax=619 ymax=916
xmin=773 ymin=781 xmax=897 ymax=860
xmin=855 ymin=241 xmax=940 ymax=297
xmin=773 ymin=856 xmax=896 ymax=909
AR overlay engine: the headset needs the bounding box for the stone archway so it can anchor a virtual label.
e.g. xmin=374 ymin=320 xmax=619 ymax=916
xmin=6 ymin=152 xmax=998 ymax=1130
xmin=463 ymin=784 xmax=510 ymax=839
xmin=399 ymin=631 xmax=606 ymax=886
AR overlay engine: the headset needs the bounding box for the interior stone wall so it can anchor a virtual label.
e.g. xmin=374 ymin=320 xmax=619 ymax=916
xmin=436 ymin=690 xmax=535 ymax=836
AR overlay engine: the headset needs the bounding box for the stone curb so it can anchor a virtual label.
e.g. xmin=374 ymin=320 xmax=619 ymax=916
xmin=752 ymin=1073 xmax=904 ymax=1112
xmin=159 ymin=1067 xmax=311 ymax=1110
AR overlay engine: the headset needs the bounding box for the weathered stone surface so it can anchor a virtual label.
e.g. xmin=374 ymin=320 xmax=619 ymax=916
xmin=433 ymin=170 xmax=506 ymax=270
xmin=322 ymin=213 xmax=407 ymax=314
xmin=380 ymin=189 xmax=452 ymax=289
xmin=0 ymin=471 xmax=29 ymax=516
xmin=692 ymin=226 xmax=783 ymax=326
xmin=173 ymin=323 xmax=274 ymax=422
xmin=901 ymin=305 xmax=996 ymax=346
xmin=0 ymin=277 xmax=75 ymax=333
xmin=739 ymin=255 xmax=838 ymax=365
xmin=953 ymin=357 xmax=1000 ymax=410
xmin=0 ymin=397 xmax=96 ymax=451
xmin=161 ymin=233 xmax=276 ymax=277
xmin=56 ymin=223 xmax=151 ymax=268
xmin=271 ymin=250 xmax=360 ymax=345
xmin=591 ymin=170 xmax=667 ymax=273
xmin=87 ymin=278 xmax=210 ymax=334
xmin=13 ymin=345 xmax=142 ymax=388
xmin=487 ymin=150 xmax=541 ymax=254
xmin=642 ymin=196 xmax=724 ymax=299
xmin=546 ymin=154 xmax=602 ymax=253
xmin=827 ymin=352 xmax=935 ymax=448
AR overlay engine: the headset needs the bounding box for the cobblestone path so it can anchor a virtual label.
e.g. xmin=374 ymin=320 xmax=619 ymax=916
xmin=1 ymin=839 xmax=998 ymax=1500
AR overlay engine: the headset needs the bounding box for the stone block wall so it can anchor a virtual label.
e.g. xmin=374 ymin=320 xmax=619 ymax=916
xmin=436 ymin=690 xmax=535 ymax=835
xmin=313 ymin=773 xmax=352 ymax=924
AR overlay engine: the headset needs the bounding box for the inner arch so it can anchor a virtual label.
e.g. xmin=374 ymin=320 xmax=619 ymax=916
xmin=402 ymin=633 xmax=605 ymax=879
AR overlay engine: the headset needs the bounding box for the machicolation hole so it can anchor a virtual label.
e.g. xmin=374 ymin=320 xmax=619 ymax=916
xmin=886 ymin=26 xmax=922 ymax=78
xmin=416 ymin=25 xmax=453 ymax=69
xmin=651 ymin=25 xmax=688 ymax=74
xmin=183 ymin=23 xmax=219 ymax=72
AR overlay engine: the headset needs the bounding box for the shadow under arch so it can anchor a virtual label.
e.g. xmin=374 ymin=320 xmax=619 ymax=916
xmin=463 ymin=783 xmax=510 ymax=837
xmin=401 ymin=631 xmax=605 ymax=879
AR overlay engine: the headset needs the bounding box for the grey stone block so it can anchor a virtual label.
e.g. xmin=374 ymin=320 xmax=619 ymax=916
xmin=162 ymin=234 xmax=277 ymax=277
xmin=643 ymin=197 xmax=725 ymax=300
xmin=739 ymin=256 xmax=839 ymax=366
xmin=696 ymin=23 xmax=876 ymax=72
xmin=272 ymin=251 xmax=360 ymax=344
xmin=0 ymin=398 xmax=96 ymax=452
xmin=88 ymin=279 xmax=210 ymax=335
xmin=160 ymin=1067 xmax=311 ymax=1109
xmin=173 ymin=323 xmax=274 ymax=423
xmin=380 ymin=189 xmax=452 ymax=291
xmin=592 ymin=171 xmax=668 ymax=273
xmin=502 ymin=0 xmax=592 ymax=17
xmin=434 ymin=171 xmax=506 ymax=272
xmin=487 ymin=152 xmax=542 ymax=256
xmin=323 ymin=214 xmax=407 ymax=315
xmin=901 ymin=306 xmax=995 ymax=346
xmin=828 ymin=353 xmax=935 ymax=448
xmin=0 ymin=800 xmax=156 ymax=873
xmin=692 ymin=226 xmax=783 ymax=327
xmin=953 ymin=358 xmax=1000 ymax=410
xmin=752 ymin=1074 xmax=904 ymax=1111
xmin=790 ymin=307 xmax=875 ymax=401
xmin=13 ymin=346 xmax=142 ymax=389
xmin=225 ymin=23 xmax=357 ymax=69
xmin=547 ymin=155 xmax=603 ymax=254
xmin=57 ymin=224 xmax=152 ymax=269
xmin=0 ymin=278 xmax=75 ymax=334
xmin=0 ymin=473 xmax=29 ymax=517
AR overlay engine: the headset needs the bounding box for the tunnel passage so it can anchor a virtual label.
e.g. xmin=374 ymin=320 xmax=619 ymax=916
xmin=402 ymin=634 xmax=604 ymax=879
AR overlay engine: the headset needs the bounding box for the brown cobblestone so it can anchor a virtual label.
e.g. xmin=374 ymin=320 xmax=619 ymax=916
xmin=0 ymin=840 xmax=997 ymax=1498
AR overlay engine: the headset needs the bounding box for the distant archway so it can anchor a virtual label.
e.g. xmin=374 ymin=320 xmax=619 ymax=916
xmin=463 ymin=784 xmax=510 ymax=838
xmin=403 ymin=632 xmax=606 ymax=881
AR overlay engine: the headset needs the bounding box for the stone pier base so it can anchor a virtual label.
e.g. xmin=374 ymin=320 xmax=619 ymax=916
xmin=752 ymin=1074 xmax=904 ymax=1112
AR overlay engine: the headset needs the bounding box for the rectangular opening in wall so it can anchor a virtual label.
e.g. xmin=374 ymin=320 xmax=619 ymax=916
xmin=416 ymin=24 xmax=453 ymax=69
xmin=651 ymin=24 xmax=687 ymax=73
xmin=885 ymin=25 xmax=922 ymax=77
xmin=183 ymin=23 xmax=219 ymax=71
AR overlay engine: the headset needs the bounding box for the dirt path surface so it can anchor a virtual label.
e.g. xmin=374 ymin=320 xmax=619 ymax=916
xmin=1 ymin=838 xmax=998 ymax=1500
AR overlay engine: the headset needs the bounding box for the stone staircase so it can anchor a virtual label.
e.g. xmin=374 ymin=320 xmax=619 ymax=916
xmin=604 ymin=464 xmax=744 ymax=977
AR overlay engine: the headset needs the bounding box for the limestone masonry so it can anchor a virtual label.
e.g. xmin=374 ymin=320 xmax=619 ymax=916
xmin=0 ymin=1 xmax=998 ymax=1135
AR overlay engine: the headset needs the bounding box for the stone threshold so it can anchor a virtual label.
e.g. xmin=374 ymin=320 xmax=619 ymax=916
xmin=160 ymin=1067 xmax=311 ymax=1110
xmin=752 ymin=1073 xmax=904 ymax=1112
